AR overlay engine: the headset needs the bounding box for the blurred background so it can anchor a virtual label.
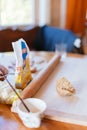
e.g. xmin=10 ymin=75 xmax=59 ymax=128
xmin=0 ymin=0 xmax=87 ymax=52
xmin=0 ymin=0 xmax=87 ymax=35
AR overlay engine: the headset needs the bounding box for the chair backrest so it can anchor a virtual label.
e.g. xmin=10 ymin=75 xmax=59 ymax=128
xmin=34 ymin=25 xmax=79 ymax=52
xmin=0 ymin=25 xmax=40 ymax=52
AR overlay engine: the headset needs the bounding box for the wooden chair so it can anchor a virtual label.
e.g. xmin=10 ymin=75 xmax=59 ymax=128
xmin=0 ymin=25 xmax=40 ymax=52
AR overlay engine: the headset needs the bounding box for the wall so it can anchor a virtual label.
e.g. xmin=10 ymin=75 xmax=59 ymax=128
xmin=34 ymin=0 xmax=67 ymax=28
xmin=49 ymin=0 xmax=67 ymax=28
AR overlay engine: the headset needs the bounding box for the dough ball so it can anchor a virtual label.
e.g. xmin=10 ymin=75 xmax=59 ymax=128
xmin=56 ymin=77 xmax=75 ymax=96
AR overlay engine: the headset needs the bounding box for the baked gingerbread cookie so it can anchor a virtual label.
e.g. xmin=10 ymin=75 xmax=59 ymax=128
xmin=56 ymin=77 xmax=75 ymax=96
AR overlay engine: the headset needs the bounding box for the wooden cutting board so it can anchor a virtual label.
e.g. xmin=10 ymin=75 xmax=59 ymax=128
xmin=34 ymin=56 xmax=87 ymax=126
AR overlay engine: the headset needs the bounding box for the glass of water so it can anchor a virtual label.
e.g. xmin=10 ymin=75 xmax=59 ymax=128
xmin=55 ymin=43 xmax=67 ymax=58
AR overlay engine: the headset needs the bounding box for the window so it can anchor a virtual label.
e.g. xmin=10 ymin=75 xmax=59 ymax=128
xmin=0 ymin=0 xmax=35 ymax=26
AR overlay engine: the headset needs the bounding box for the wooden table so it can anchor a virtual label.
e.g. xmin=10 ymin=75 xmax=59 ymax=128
xmin=0 ymin=51 xmax=87 ymax=130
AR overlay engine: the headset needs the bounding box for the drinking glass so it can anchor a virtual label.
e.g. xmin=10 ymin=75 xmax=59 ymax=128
xmin=55 ymin=43 xmax=67 ymax=58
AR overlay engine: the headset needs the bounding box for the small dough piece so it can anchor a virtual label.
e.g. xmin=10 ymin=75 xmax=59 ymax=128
xmin=56 ymin=77 xmax=75 ymax=96
xmin=30 ymin=66 xmax=37 ymax=73
xmin=0 ymin=65 xmax=8 ymax=81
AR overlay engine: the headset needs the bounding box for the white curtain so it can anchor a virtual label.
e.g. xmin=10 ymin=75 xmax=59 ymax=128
xmin=37 ymin=0 xmax=51 ymax=26
xmin=0 ymin=0 xmax=51 ymax=26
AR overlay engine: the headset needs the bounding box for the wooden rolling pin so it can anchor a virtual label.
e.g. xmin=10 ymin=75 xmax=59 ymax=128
xmin=21 ymin=54 xmax=61 ymax=99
